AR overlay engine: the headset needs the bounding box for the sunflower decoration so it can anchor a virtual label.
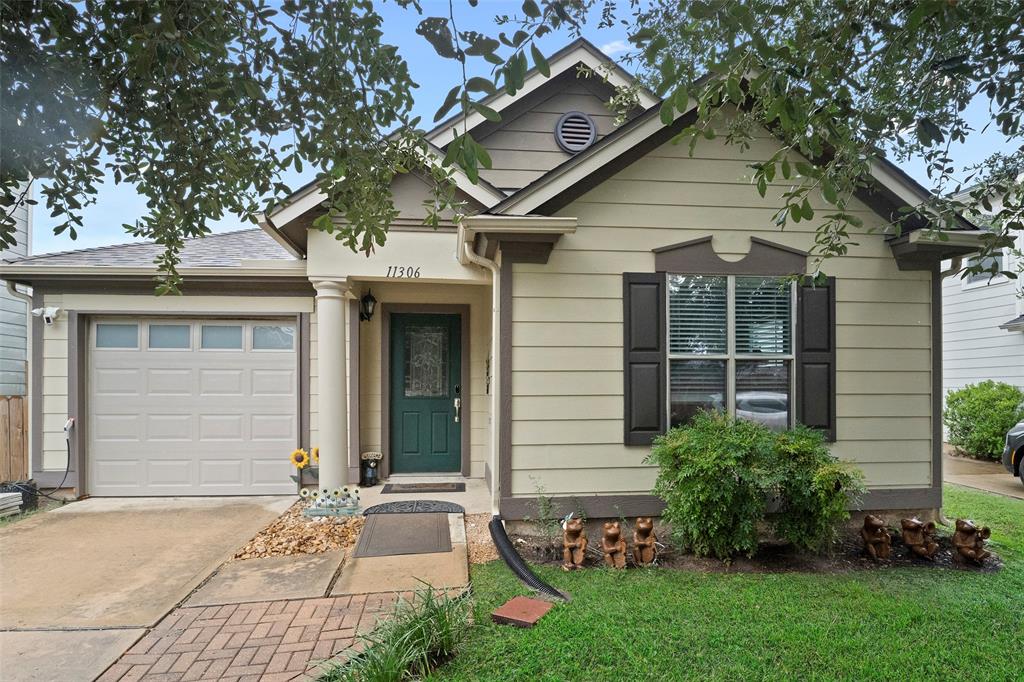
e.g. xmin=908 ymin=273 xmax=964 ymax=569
xmin=311 ymin=447 xmax=320 ymax=464
xmin=289 ymin=448 xmax=310 ymax=469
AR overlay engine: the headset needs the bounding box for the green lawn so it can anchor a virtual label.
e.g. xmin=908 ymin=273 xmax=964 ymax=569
xmin=432 ymin=485 xmax=1023 ymax=681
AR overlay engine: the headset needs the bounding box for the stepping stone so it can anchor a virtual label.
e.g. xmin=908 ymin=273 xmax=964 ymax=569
xmin=491 ymin=596 xmax=554 ymax=628
xmin=185 ymin=550 xmax=344 ymax=607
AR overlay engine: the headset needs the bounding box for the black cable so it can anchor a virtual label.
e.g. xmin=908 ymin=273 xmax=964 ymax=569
xmin=7 ymin=433 xmax=72 ymax=504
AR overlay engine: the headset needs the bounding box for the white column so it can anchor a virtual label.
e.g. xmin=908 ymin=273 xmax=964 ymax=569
xmin=314 ymin=280 xmax=348 ymax=490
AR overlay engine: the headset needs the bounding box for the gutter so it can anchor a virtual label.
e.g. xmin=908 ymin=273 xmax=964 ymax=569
xmin=457 ymin=224 xmax=501 ymax=516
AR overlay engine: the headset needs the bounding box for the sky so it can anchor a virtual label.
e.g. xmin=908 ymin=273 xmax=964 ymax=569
xmin=29 ymin=0 xmax=1009 ymax=255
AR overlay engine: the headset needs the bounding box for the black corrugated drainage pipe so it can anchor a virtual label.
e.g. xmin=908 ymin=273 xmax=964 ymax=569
xmin=489 ymin=515 xmax=569 ymax=601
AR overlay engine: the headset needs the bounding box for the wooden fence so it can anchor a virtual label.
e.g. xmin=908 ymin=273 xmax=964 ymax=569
xmin=0 ymin=396 xmax=28 ymax=482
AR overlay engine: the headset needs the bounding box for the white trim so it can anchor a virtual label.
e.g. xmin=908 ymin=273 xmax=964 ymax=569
xmin=0 ymin=264 xmax=308 ymax=278
xmin=426 ymin=42 xmax=659 ymax=148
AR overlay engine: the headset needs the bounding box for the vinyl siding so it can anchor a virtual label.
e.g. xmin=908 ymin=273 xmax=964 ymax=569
xmin=507 ymin=117 xmax=936 ymax=498
xmin=941 ymin=238 xmax=1024 ymax=396
xmin=478 ymin=78 xmax=639 ymax=192
xmin=37 ymin=293 xmax=312 ymax=473
xmin=1 ymin=191 xmax=30 ymax=395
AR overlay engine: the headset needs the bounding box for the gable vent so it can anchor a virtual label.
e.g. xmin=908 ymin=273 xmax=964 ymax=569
xmin=555 ymin=111 xmax=597 ymax=153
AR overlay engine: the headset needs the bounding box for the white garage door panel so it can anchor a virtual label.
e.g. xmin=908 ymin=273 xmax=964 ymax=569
xmin=88 ymin=319 xmax=297 ymax=496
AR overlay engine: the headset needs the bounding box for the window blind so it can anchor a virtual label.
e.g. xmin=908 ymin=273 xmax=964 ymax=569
xmin=735 ymin=277 xmax=791 ymax=354
xmin=668 ymin=275 xmax=727 ymax=355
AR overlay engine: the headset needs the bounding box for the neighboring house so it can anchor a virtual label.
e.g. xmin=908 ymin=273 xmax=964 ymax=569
xmin=942 ymin=190 xmax=1024 ymax=396
xmin=0 ymin=40 xmax=986 ymax=518
xmin=1 ymin=184 xmax=31 ymax=396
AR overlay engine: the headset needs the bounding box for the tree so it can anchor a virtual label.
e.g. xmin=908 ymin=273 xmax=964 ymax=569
xmin=429 ymin=0 xmax=1023 ymax=277
xmin=1 ymin=0 xmax=455 ymax=291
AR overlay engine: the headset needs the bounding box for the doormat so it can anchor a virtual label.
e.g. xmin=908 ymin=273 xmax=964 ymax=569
xmin=353 ymin=512 xmax=452 ymax=557
xmin=364 ymin=500 xmax=465 ymax=515
xmin=381 ymin=482 xmax=466 ymax=494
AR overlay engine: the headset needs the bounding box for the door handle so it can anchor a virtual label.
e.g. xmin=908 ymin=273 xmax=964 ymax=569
xmin=453 ymin=398 xmax=461 ymax=423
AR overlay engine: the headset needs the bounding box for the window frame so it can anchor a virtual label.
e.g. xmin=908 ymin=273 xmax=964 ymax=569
xmin=94 ymin=322 xmax=140 ymax=350
xmin=666 ymin=273 xmax=796 ymax=428
xmin=147 ymin=322 xmax=193 ymax=351
xmin=199 ymin=323 xmax=245 ymax=351
xmin=962 ymin=248 xmax=1009 ymax=290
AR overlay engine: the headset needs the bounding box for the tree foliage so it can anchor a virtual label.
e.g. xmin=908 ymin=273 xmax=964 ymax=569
xmin=1 ymin=0 xmax=455 ymax=291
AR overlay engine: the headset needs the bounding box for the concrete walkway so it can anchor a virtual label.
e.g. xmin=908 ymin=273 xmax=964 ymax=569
xmin=944 ymin=454 xmax=1024 ymax=500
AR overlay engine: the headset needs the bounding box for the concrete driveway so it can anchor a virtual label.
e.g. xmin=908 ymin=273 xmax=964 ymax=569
xmin=944 ymin=454 xmax=1024 ymax=500
xmin=0 ymin=496 xmax=290 ymax=681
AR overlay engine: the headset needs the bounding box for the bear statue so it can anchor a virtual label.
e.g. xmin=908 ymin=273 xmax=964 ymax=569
xmin=632 ymin=517 xmax=658 ymax=566
xmin=861 ymin=514 xmax=892 ymax=560
xmin=900 ymin=518 xmax=939 ymax=560
xmin=952 ymin=519 xmax=991 ymax=565
xmin=561 ymin=516 xmax=588 ymax=571
xmin=601 ymin=521 xmax=628 ymax=569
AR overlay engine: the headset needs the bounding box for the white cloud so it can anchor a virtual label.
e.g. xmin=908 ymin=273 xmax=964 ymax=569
xmin=600 ymin=39 xmax=629 ymax=56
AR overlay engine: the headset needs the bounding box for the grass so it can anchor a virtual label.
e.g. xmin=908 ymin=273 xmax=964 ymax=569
xmin=430 ymin=485 xmax=1024 ymax=681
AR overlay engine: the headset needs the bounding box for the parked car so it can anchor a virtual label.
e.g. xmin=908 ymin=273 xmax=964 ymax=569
xmin=1003 ymin=420 xmax=1024 ymax=486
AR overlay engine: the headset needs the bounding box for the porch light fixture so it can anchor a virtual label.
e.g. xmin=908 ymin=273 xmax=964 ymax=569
xmin=359 ymin=290 xmax=377 ymax=322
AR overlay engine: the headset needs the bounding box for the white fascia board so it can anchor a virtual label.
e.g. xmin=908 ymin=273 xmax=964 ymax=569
xmin=906 ymin=229 xmax=995 ymax=249
xmin=426 ymin=44 xmax=658 ymax=149
xmin=461 ymin=215 xmax=577 ymax=237
xmin=257 ymin=214 xmax=305 ymax=259
xmin=867 ymin=160 xmax=930 ymax=209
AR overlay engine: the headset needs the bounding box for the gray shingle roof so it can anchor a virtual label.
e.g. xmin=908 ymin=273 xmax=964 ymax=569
xmin=4 ymin=229 xmax=293 ymax=268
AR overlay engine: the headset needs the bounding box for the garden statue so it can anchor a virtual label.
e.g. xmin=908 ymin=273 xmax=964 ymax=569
xmin=861 ymin=514 xmax=892 ymax=560
xmin=900 ymin=518 xmax=939 ymax=560
xmin=561 ymin=515 xmax=588 ymax=571
xmin=952 ymin=519 xmax=991 ymax=564
xmin=633 ymin=517 xmax=658 ymax=566
xmin=601 ymin=521 xmax=628 ymax=569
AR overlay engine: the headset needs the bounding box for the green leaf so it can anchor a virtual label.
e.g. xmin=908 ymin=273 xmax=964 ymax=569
xmin=531 ymin=43 xmax=550 ymax=77
xmin=781 ymin=157 xmax=791 ymax=179
xmin=800 ymin=198 xmax=814 ymax=220
xmin=756 ymin=175 xmax=767 ymax=197
xmin=466 ymin=77 xmax=497 ymax=95
xmin=522 ymin=0 xmax=541 ymax=19
xmin=660 ymin=99 xmax=675 ymax=125
xmin=472 ymin=102 xmax=502 ymax=122
xmin=821 ymin=179 xmax=838 ymax=205
xmin=434 ymin=85 xmax=462 ymax=122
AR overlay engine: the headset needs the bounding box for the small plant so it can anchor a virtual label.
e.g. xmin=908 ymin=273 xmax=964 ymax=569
xmin=526 ymin=477 xmax=563 ymax=558
xmin=318 ymin=584 xmax=470 ymax=681
xmin=945 ymin=381 xmax=1024 ymax=460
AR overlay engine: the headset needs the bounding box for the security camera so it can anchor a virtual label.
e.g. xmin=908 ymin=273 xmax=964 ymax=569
xmin=31 ymin=306 xmax=61 ymax=325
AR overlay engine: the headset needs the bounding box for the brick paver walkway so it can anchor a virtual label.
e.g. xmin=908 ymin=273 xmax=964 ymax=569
xmin=97 ymin=593 xmax=409 ymax=682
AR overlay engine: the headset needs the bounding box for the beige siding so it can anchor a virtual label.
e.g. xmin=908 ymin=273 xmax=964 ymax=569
xmin=37 ymin=293 xmax=313 ymax=473
xmin=478 ymin=79 xmax=639 ymax=192
xmin=508 ymin=119 xmax=936 ymax=498
xmin=354 ymin=282 xmax=491 ymax=478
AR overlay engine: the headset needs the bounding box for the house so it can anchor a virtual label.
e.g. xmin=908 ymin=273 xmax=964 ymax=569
xmin=942 ymin=189 xmax=1023 ymax=397
xmin=0 ymin=40 xmax=987 ymax=517
xmin=1 ymin=183 xmax=31 ymax=396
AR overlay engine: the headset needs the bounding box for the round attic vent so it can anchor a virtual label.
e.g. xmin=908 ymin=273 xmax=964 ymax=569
xmin=555 ymin=111 xmax=597 ymax=153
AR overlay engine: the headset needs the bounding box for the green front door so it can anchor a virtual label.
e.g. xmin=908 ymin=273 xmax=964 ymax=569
xmin=390 ymin=313 xmax=462 ymax=473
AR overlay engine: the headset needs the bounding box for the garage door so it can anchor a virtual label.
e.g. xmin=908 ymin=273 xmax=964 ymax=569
xmin=88 ymin=318 xmax=298 ymax=496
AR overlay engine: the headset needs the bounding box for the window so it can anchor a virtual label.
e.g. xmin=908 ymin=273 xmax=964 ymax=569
xmin=964 ymin=251 xmax=1005 ymax=285
xmin=252 ymin=325 xmax=295 ymax=350
xmin=95 ymin=323 xmax=138 ymax=349
xmin=404 ymin=325 xmax=449 ymax=397
xmin=668 ymin=275 xmax=794 ymax=430
xmin=149 ymin=324 xmax=191 ymax=349
xmin=200 ymin=325 xmax=243 ymax=350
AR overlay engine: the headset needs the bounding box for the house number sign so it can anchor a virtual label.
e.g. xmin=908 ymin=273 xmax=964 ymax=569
xmin=385 ymin=266 xmax=421 ymax=278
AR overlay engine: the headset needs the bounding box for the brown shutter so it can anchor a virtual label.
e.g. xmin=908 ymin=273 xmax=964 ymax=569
xmin=795 ymin=277 xmax=837 ymax=441
xmin=623 ymin=273 xmax=667 ymax=445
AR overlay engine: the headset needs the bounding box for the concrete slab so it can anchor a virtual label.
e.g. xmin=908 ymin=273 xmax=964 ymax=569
xmin=358 ymin=476 xmax=490 ymax=514
xmin=0 ymin=628 xmax=145 ymax=682
xmin=0 ymin=496 xmax=291 ymax=629
xmin=184 ymin=550 xmax=345 ymax=607
xmin=944 ymin=455 xmax=1024 ymax=500
xmin=331 ymin=544 xmax=469 ymax=595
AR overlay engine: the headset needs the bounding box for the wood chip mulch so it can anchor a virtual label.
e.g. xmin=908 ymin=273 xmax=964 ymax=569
xmin=232 ymin=500 xmax=364 ymax=561
xmin=466 ymin=512 xmax=500 ymax=564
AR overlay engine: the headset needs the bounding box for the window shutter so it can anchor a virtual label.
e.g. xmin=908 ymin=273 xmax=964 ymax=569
xmin=623 ymin=273 xmax=667 ymax=445
xmin=795 ymin=277 xmax=837 ymax=441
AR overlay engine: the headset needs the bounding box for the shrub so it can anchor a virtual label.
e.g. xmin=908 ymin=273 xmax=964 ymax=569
xmin=647 ymin=411 xmax=774 ymax=560
xmin=318 ymin=584 xmax=470 ymax=681
xmin=647 ymin=411 xmax=865 ymax=560
xmin=945 ymin=381 xmax=1024 ymax=459
xmin=770 ymin=426 xmax=865 ymax=552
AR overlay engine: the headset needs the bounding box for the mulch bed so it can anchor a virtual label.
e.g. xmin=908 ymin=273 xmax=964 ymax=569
xmin=232 ymin=500 xmax=364 ymax=560
xmin=510 ymin=527 xmax=1003 ymax=574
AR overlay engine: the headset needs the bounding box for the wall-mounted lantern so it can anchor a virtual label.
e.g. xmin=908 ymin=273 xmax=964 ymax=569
xmin=359 ymin=290 xmax=377 ymax=322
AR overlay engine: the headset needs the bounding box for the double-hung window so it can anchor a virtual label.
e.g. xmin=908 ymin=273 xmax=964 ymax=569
xmin=668 ymin=274 xmax=794 ymax=430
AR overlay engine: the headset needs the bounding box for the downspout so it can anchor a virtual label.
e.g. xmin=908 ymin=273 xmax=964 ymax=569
xmin=458 ymin=230 xmax=501 ymax=517
xmin=935 ymin=257 xmax=961 ymax=527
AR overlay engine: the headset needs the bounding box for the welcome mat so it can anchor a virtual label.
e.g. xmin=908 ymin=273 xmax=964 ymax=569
xmin=381 ymin=482 xmax=465 ymax=494
xmin=353 ymin=512 xmax=452 ymax=557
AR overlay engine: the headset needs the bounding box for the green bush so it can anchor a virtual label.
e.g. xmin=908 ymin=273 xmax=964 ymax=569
xmin=319 ymin=584 xmax=470 ymax=681
xmin=647 ymin=412 xmax=865 ymax=560
xmin=945 ymin=381 xmax=1024 ymax=459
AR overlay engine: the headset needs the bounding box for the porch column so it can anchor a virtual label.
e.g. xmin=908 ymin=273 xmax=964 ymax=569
xmin=314 ymin=280 xmax=349 ymax=490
